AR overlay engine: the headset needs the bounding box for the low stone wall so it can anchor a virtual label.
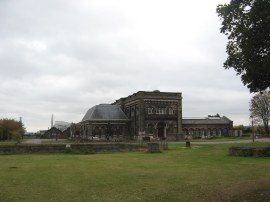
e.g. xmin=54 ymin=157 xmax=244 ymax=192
xmin=229 ymin=147 xmax=270 ymax=157
xmin=0 ymin=143 xmax=145 ymax=154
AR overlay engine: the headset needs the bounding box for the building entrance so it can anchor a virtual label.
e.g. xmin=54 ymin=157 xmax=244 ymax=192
xmin=157 ymin=122 xmax=166 ymax=138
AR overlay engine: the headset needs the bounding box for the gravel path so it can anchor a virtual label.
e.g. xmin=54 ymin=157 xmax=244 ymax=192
xmin=23 ymin=139 xmax=42 ymax=144
xmin=182 ymin=138 xmax=270 ymax=145
xmin=22 ymin=138 xmax=270 ymax=145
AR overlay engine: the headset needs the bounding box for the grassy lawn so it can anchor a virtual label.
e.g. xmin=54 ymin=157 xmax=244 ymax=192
xmin=0 ymin=143 xmax=270 ymax=202
xmin=0 ymin=140 xmax=19 ymax=145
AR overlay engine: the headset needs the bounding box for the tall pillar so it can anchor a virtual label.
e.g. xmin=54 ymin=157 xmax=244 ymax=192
xmin=88 ymin=124 xmax=92 ymax=138
xmin=83 ymin=123 xmax=86 ymax=138
xmin=177 ymin=95 xmax=183 ymax=140
xmin=139 ymin=99 xmax=145 ymax=133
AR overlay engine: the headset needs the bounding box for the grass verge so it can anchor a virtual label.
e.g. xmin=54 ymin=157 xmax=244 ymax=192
xmin=0 ymin=143 xmax=269 ymax=201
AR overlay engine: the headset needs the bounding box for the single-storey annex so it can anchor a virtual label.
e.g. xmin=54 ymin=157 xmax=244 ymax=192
xmin=182 ymin=116 xmax=233 ymax=138
xmin=70 ymin=104 xmax=130 ymax=140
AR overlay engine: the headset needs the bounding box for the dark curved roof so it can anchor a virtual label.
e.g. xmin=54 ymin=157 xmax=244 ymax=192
xmin=81 ymin=104 xmax=128 ymax=122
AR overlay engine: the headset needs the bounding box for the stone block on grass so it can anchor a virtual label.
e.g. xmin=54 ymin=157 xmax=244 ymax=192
xmin=147 ymin=143 xmax=160 ymax=153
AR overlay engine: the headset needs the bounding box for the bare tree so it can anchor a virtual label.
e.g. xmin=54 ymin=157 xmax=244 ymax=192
xmin=250 ymin=91 xmax=270 ymax=136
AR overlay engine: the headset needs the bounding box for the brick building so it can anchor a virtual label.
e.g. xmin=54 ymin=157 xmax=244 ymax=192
xmin=113 ymin=90 xmax=182 ymax=140
xmin=70 ymin=90 xmax=233 ymax=140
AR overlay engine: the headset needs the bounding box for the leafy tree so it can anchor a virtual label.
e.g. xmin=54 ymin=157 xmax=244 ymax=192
xmin=250 ymin=91 xmax=270 ymax=136
xmin=242 ymin=126 xmax=252 ymax=134
xmin=0 ymin=119 xmax=25 ymax=143
xmin=217 ymin=0 xmax=270 ymax=93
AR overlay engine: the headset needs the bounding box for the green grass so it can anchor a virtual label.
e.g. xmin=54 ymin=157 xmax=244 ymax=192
xmin=0 ymin=140 xmax=18 ymax=145
xmin=0 ymin=143 xmax=270 ymax=202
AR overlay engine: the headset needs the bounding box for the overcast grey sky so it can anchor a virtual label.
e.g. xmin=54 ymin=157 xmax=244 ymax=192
xmin=0 ymin=0 xmax=252 ymax=132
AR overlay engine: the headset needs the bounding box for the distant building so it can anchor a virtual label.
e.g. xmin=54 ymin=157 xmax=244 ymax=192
xmin=41 ymin=120 xmax=71 ymax=139
xmin=36 ymin=130 xmax=47 ymax=137
xmin=53 ymin=121 xmax=71 ymax=132
xmin=44 ymin=127 xmax=68 ymax=139
xmin=70 ymin=91 xmax=234 ymax=140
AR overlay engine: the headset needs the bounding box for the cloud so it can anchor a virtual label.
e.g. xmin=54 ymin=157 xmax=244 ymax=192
xmin=0 ymin=0 xmax=250 ymax=132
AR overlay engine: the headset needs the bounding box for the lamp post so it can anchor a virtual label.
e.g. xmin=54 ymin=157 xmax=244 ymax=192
xmin=250 ymin=115 xmax=254 ymax=143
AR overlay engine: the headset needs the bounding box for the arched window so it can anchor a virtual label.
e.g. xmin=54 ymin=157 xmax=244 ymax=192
xmin=168 ymin=124 xmax=174 ymax=133
xmin=147 ymin=107 xmax=153 ymax=114
xmin=118 ymin=126 xmax=123 ymax=135
xmin=101 ymin=126 xmax=106 ymax=136
xmin=161 ymin=108 xmax=165 ymax=114
xmin=157 ymin=108 xmax=163 ymax=114
xmin=148 ymin=124 xmax=154 ymax=134
xmin=93 ymin=126 xmax=99 ymax=136
xmin=131 ymin=108 xmax=134 ymax=117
